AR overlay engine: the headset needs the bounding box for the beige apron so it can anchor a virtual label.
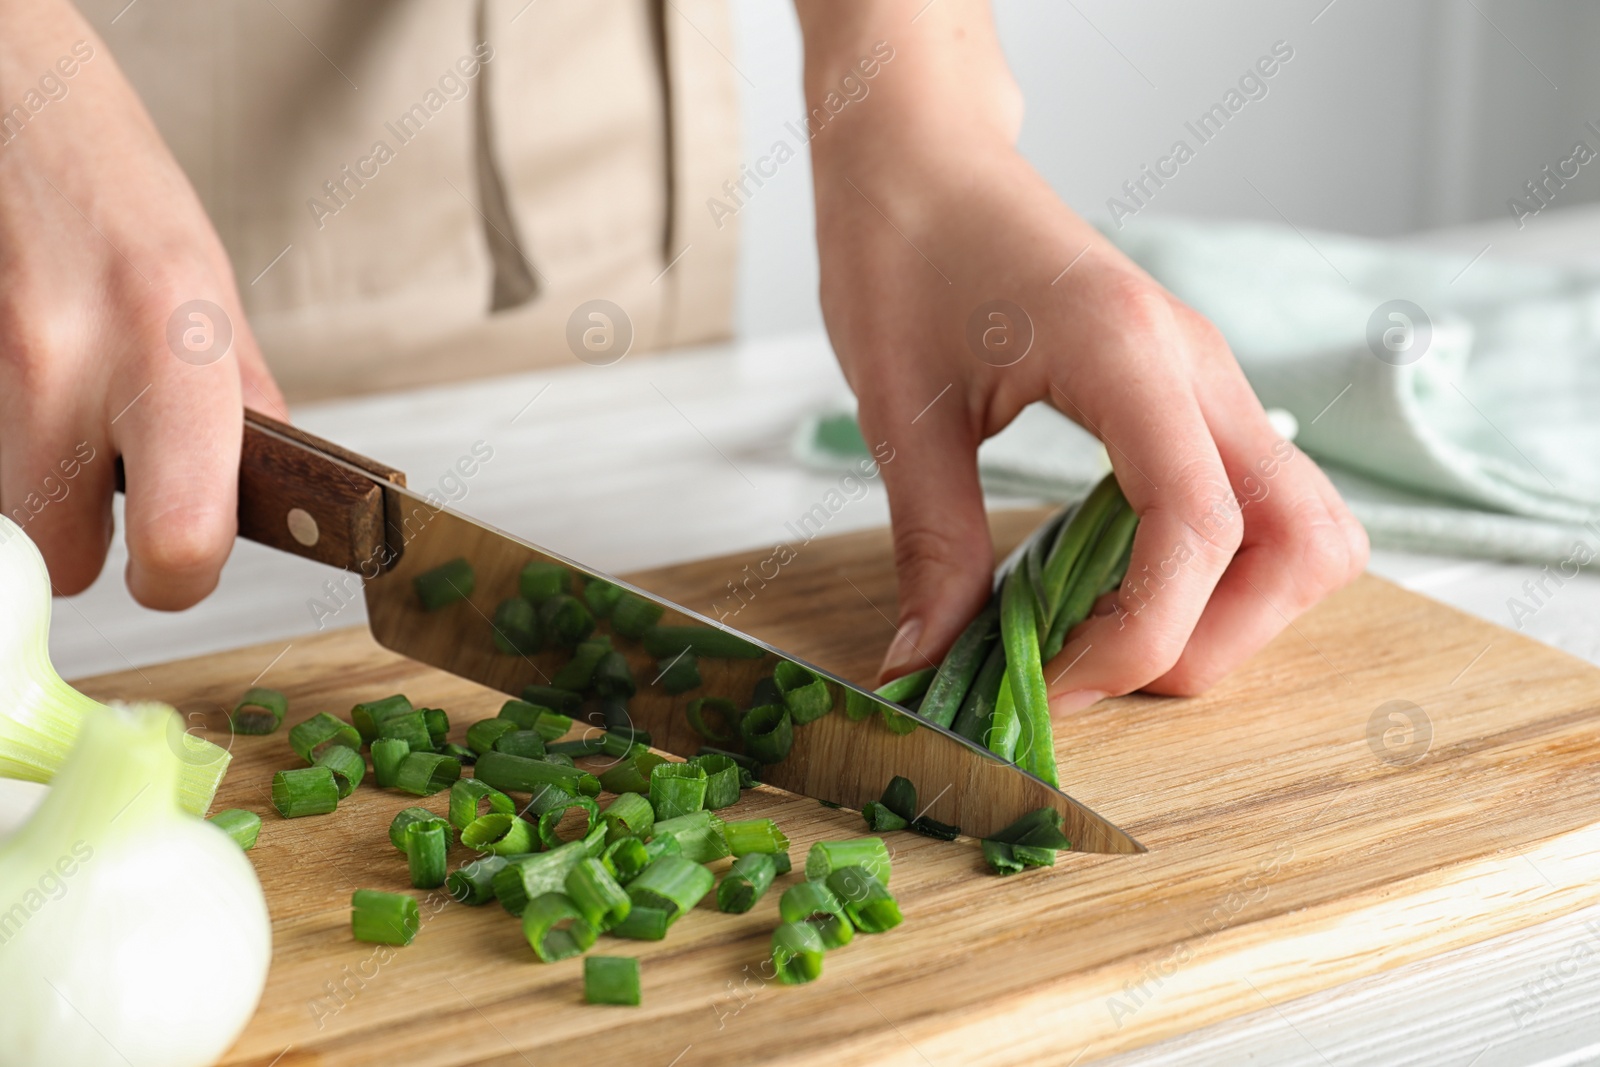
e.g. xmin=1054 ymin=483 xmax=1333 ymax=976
xmin=77 ymin=0 xmax=739 ymax=402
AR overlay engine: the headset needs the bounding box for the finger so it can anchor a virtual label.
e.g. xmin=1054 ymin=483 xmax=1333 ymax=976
xmin=860 ymin=394 xmax=994 ymax=684
xmin=112 ymin=320 xmax=243 ymax=611
xmin=0 ymin=376 xmax=114 ymax=594
xmin=1041 ymin=332 xmax=1241 ymax=708
xmin=235 ymin=324 xmax=289 ymax=421
xmin=1146 ymin=342 xmax=1367 ymax=695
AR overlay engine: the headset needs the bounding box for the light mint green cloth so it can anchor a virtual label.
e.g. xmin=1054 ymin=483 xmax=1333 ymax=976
xmin=795 ymin=218 xmax=1600 ymax=563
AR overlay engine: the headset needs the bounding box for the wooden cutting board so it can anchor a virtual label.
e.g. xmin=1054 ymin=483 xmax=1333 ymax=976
xmin=72 ymin=511 xmax=1600 ymax=1067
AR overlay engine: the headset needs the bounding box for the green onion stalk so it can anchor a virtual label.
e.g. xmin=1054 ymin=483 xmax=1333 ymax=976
xmin=0 ymin=517 xmax=230 ymax=814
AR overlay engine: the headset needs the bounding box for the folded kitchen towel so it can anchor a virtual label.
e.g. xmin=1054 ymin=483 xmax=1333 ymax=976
xmin=794 ymin=217 xmax=1600 ymax=563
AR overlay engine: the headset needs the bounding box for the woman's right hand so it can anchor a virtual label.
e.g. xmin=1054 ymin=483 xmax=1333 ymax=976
xmin=0 ymin=0 xmax=283 ymax=608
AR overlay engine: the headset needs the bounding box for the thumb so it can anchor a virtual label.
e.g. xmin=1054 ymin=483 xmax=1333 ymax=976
xmin=865 ymin=405 xmax=994 ymax=684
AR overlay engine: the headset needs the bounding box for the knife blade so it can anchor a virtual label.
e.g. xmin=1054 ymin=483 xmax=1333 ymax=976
xmin=231 ymin=410 xmax=1143 ymax=852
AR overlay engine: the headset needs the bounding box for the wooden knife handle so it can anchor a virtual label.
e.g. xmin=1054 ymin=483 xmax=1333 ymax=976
xmin=114 ymin=410 xmax=408 ymax=573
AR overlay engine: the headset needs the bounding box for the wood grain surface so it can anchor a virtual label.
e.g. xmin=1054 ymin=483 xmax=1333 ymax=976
xmin=72 ymin=511 xmax=1600 ymax=1067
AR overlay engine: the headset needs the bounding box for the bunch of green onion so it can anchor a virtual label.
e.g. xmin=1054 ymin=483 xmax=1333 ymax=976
xmin=876 ymin=473 xmax=1137 ymax=786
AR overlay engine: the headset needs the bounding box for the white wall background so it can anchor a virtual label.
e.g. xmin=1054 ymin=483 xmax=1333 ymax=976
xmin=728 ymin=0 xmax=1600 ymax=340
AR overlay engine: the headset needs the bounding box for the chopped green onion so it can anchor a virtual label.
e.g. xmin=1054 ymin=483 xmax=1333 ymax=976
xmin=288 ymin=712 xmax=361 ymax=764
xmin=771 ymin=922 xmax=825 ymax=984
xmin=491 ymin=596 xmax=540 ymax=655
xmin=582 ymin=578 xmax=624 ymax=617
xmin=351 ymin=889 xmax=420 ymax=945
xmin=880 ymin=776 xmax=917 ymax=821
xmin=231 ymin=687 xmax=286 ymax=735
xmin=449 ymin=778 xmax=515 ymax=829
xmin=566 ymin=857 xmax=631 ymax=931
xmin=515 ymin=703 xmax=572 ymax=739
xmin=529 ymin=790 xmax=600 ymax=849
xmin=394 ymin=752 xmax=461 ymax=796
xmin=389 ymin=806 xmax=441 ymax=851
xmin=593 ymin=650 xmax=635 ymax=699
xmin=492 ymin=840 xmax=594 ymax=916
xmin=447 ymin=855 xmax=511 ymax=905
xmin=493 ymin=729 xmax=548 ymax=759
xmin=461 ymin=813 xmax=537 ymax=855
xmin=697 ymin=746 xmax=760 ymax=786
xmin=716 ymin=853 xmax=778 ymax=913
xmin=982 ymin=839 xmax=1023 ymax=875
xmin=601 ymin=792 xmax=655 ymax=843
xmin=880 ymin=700 xmax=921 ymax=735
xmin=552 ymin=637 xmax=611 ymax=691
xmin=376 ymin=709 xmax=433 ymax=752
xmin=642 ymin=834 xmax=683 ymax=866
xmin=423 ymin=707 xmax=450 ymax=747
xmin=682 ymin=699 xmax=736 ymax=746
xmin=414 ymin=557 xmax=474 ymax=611
xmin=598 ymin=751 xmax=668 ymax=795
xmin=643 ymin=625 xmax=764 ymax=660
xmin=825 ymin=867 xmax=902 ymax=932
xmin=651 ymin=810 xmax=729 ymax=864
xmin=519 ymin=560 xmax=570 ymax=603
xmin=521 ymin=892 xmax=597 ymax=962
xmin=805 ymin=838 xmax=891 ymax=885
xmin=371 ymin=737 xmax=410 ymax=788
xmin=861 ymin=803 xmax=908 ymax=832
xmin=610 ymin=593 xmax=664 ymax=638
xmin=739 ymin=704 xmax=793 ymax=764
xmin=990 ymin=807 xmax=1073 ymax=851
xmin=476 ymin=750 xmax=599 ymax=797
xmin=584 ymin=956 xmax=641 ymax=1006
xmin=547 ymin=736 xmax=606 ymax=758
xmin=627 ymin=854 xmax=713 ymax=919
xmin=542 ymin=752 xmax=575 ymax=768
xmin=774 ymin=661 xmax=833 ymax=724
xmin=538 ymin=594 xmax=595 ymax=647
xmin=686 ymin=753 xmax=741 ymax=810
xmin=911 ymin=816 xmax=960 ymax=840
xmin=271 ymin=766 xmax=339 ymax=818
xmin=1012 ymin=844 xmax=1057 ymax=868
xmin=404 ymin=820 xmax=449 ymax=888
xmin=780 ymin=880 xmax=853 ymax=949
xmin=314 ymin=745 xmax=366 ymax=798
xmin=656 ymin=652 xmax=701 ymax=695
xmin=351 ymin=694 xmax=412 ymax=742
xmin=981 ymin=839 xmax=1057 ymax=875
xmin=598 ymin=695 xmax=632 ymax=733
xmin=612 ymin=904 xmax=671 ymax=940
xmin=441 ymin=742 xmax=475 ymax=763
xmin=649 ymin=761 xmax=707 ymax=820
xmin=721 ymin=818 xmax=789 ymax=856
xmin=515 ymin=687 xmax=583 ymax=716
xmin=467 ymin=718 xmax=517 ymax=756
xmin=600 ymin=728 xmax=648 ymax=758
xmin=602 ymin=836 xmax=650 ymax=884
xmin=208 ymin=808 xmax=261 ymax=850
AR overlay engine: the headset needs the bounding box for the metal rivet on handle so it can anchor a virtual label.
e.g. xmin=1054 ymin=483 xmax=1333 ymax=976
xmin=286 ymin=507 xmax=320 ymax=547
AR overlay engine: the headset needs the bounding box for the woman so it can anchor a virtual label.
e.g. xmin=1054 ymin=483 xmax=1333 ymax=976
xmin=0 ymin=0 xmax=1365 ymax=711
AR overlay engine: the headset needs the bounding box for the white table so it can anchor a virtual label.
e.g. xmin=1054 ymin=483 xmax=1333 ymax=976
xmin=44 ymin=272 xmax=1600 ymax=1064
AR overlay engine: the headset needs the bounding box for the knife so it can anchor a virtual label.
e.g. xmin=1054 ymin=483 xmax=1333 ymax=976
xmin=207 ymin=410 xmax=1143 ymax=852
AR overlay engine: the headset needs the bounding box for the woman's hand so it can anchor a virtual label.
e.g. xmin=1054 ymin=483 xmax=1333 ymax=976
xmin=0 ymin=0 xmax=283 ymax=608
xmin=796 ymin=0 xmax=1367 ymax=709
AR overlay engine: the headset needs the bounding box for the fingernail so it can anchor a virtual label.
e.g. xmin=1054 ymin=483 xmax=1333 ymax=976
xmin=1049 ymin=689 xmax=1108 ymax=716
xmin=879 ymin=617 xmax=925 ymax=681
